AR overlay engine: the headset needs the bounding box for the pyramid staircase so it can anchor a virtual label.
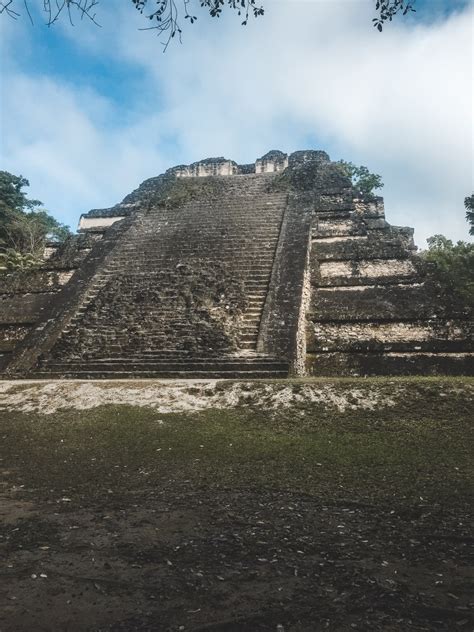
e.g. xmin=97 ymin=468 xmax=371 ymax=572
xmin=32 ymin=174 xmax=291 ymax=379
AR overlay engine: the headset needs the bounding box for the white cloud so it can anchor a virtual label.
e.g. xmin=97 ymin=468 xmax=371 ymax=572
xmin=1 ymin=0 xmax=472 ymax=244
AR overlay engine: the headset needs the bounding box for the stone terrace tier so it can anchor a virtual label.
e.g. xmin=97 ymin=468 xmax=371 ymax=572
xmin=0 ymin=234 xmax=98 ymax=372
xmin=307 ymin=196 xmax=473 ymax=376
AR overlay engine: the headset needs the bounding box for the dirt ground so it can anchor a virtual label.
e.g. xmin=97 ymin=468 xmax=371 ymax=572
xmin=0 ymin=378 xmax=472 ymax=632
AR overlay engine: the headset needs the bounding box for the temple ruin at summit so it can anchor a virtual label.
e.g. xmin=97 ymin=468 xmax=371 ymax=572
xmin=1 ymin=150 xmax=472 ymax=378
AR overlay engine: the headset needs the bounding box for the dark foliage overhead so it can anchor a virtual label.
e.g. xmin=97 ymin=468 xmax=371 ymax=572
xmin=1 ymin=0 xmax=417 ymax=49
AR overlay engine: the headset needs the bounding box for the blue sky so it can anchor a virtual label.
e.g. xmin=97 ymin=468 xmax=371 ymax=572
xmin=1 ymin=0 xmax=472 ymax=246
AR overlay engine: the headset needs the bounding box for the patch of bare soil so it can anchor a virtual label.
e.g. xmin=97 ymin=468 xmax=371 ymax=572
xmin=1 ymin=483 xmax=472 ymax=632
xmin=0 ymin=378 xmax=409 ymax=415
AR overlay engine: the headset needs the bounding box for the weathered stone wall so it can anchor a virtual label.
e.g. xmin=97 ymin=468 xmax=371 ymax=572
xmin=78 ymin=215 xmax=126 ymax=232
xmin=307 ymin=185 xmax=473 ymax=376
xmin=256 ymin=191 xmax=312 ymax=372
xmin=174 ymin=158 xmax=240 ymax=178
xmin=316 ymin=259 xmax=419 ymax=286
xmin=0 ymin=234 xmax=96 ymax=369
xmin=255 ymin=150 xmax=289 ymax=174
xmin=308 ymin=321 xmax=473 ymax=352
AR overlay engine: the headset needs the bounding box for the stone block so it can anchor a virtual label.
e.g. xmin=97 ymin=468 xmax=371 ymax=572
xmin=309 ymin=283 xmax=436 ymax=320
xmin=306 ymin=351 xmax=474 ymax=376
xmin=306 ymin=320 xmax=473 ymax=353
xmin=0 ymin=294 xmax=53 ymax=325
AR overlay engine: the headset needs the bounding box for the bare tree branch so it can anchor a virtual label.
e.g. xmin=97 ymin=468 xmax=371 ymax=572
xmin=0 ymin=0 xmax=101 ymax=26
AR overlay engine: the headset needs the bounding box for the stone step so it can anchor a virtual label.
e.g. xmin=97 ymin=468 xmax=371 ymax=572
xmin=145 ymin=203 xmax=286 ymax=208
xmin=245 ymin=278 xmax=270 ymax=284
xmin=123 ymin=233 xmax=281 ymax=242
xmin=32 ymin=369 xmax=289 ymax=379
xmin=120 ymin=239 xmax=281 ymax=248
xmin=240 ymin=332 xmax=259 ymax=341
xmin=131 ymin=228 xmax=280 ymax=237
xmin=239 ymin=342 xmax=257 ymax=350
xmin=116 ymin=254 xmax=278 ymax=262
xmin=133 ymin=231 xmax=280 ymax=236
xmin=147 ymin=202 xmax=286 ymax=211
xmin=112 ymin=349 xmax=193 ymax=357
xmin=43 ymin=359 xmax=288 ymax=372
xmin=110 ymin=250 xmax=277 ymax=257
xmin=141 ymin=217 xmax=283 ymax=223
xmin=137 ymin=226 xmax=281 ymax=232
xmin=148 ymin=201 xmax=286 ymax=206
xmin=95 ymin=266 xmax=271 ymax=282
xmin=100 ymin=268 xmax=274 ymax=276
xmin=127 ymin=225 xmax=280 ymax=231
xmin=122 ymin=261 xmax=274 ymax=267
xmin=108 ymin=257 xmax=276 ymax=266
xmin=116 ymin=248 xmax=278 ymax=258
xmin=168 ymin=204 xmax=283 ymax=209
xmin=67 ymin=351 xmax=277 ymax=359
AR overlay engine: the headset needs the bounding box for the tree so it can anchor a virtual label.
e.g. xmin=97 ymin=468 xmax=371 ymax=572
xmin=336 ymin=161 xmax=384 ymax=198
xmin=465 ymin=194 xmax=474 ymax=236
xmin=421 ymin=235 xmax=474 ymax=309
xmin=0 ymin=170 xmax=71 ymax=269
xmin=0 ymin=171 xmax=42 ymax=214
xmin=0 ymin=0 xmax=417 ymax=49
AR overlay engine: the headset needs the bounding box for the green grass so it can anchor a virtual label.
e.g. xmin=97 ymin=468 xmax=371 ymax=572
xmin=1 ymin=377 xmax=472 ymax=508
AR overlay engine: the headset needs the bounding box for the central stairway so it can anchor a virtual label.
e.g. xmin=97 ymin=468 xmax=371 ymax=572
xmin=34 ymin=174 xmax=290 ymax=379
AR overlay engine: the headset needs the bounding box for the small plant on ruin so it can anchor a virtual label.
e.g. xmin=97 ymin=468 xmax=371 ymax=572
xmin=336 ymin=161 xmax=384 ymax=199
xmin=0 ymin=249 xmax=42 ymax=271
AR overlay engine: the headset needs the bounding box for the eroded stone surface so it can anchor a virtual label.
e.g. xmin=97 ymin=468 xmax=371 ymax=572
xmin=2 ymin=151 xmax=472 ymax=378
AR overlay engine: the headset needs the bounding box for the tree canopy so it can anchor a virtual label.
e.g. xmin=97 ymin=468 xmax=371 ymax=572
xmin=0 ymin=170 xmax=71 ymax=270
xmin=465 ymin=194 xmax=474 ymax=236
xmin=421 ymin=234 xmax=474 ymax=309
xmin=0 ymin=0 xmax=417 ymax=48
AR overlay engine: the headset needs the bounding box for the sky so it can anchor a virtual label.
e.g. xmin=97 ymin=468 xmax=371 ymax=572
xmin=0 ymin=0 xmax=472 ymax=247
